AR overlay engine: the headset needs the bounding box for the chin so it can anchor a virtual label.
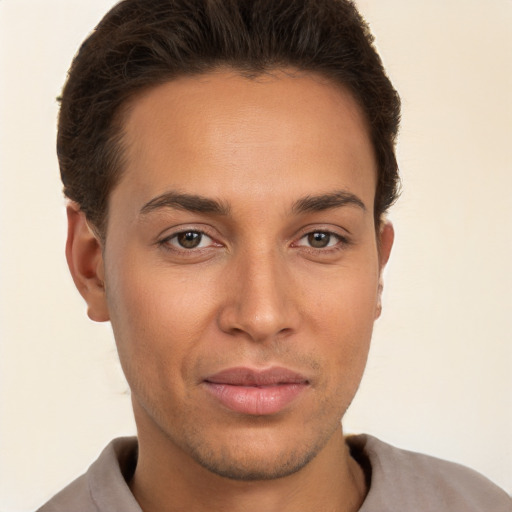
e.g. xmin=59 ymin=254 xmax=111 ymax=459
xmin=189 ymin=444 xmax=318 ymax=481
xmin=181 ymin=420 xmax=340 ymax=481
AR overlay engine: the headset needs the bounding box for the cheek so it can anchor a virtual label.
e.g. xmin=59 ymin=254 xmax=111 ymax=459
xmin=307 ymin=257 xmax=380 ymax=332
xmin=304 ymin=262 xmax=379 ymax=380
xmin=104 ymin=255 xmax=217 ymax=392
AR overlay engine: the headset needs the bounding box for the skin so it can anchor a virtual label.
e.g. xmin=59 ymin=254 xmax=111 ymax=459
xmin=67 ymin=69 xmax=394 ymax=512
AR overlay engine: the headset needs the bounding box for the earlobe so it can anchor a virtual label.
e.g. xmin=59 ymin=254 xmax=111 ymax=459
xmin=375 ymin=220 xmax=394 ymax=319
xmin=66 ymin=203 xmax=110 ymax=322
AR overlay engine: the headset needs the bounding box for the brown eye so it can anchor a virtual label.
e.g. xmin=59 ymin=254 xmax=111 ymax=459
xmin=176 ymin=231 xmax=203 ymax=249
xmin=160 ymin=230 xmax=219 ymax=254
xmin=307 ymin=232 xmax=332 ymax=248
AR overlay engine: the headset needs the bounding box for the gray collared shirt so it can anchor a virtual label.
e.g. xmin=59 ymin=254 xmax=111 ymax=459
xmin=37 ymin=434 xmax=512 ymax=511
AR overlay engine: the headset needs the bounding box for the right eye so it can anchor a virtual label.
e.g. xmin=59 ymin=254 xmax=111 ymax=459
xmin=163 ymin=231 xmax=215 ymax=250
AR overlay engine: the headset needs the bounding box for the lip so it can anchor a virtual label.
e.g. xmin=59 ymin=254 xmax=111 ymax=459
xmin=202 ymin=366 xmax=310 ymax=416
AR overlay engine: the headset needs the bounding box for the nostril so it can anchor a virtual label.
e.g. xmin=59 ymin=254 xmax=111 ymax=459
xmin=216 ymin=269 xmax=300 ymax=341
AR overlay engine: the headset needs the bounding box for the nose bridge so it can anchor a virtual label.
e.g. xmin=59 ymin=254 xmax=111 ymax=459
xmin=218 ymin=242 xmax=297 ymax=342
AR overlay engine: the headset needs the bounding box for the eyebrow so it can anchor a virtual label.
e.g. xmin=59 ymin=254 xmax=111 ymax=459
xmin=140 ymin=189 xmax=366 ymax=217
xmin=140 ymin=192 xmax=230 ymax=216
xmin=292 ymin=190 xmax=366 ymax=214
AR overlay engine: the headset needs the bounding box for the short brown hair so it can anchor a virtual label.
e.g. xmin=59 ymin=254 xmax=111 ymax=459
xmin=58 ymin=0 xmax=401 ymax=237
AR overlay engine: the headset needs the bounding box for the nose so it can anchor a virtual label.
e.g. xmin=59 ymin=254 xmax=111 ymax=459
xmin=217 ymin=248 xmax=300 ymax=343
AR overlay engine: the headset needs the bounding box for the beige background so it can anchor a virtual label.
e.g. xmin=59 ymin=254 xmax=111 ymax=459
xmin=0 ymin=0 xmax=511 ymax=510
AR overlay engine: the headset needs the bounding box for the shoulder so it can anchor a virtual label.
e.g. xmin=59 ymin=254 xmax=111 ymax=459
xmin=37 ymin=473 xmax=94 ymax=512
xmin=347 ymin=434 xmax=512 ymax=512
xmin=36 ymin=437 xmax=141 ymax=512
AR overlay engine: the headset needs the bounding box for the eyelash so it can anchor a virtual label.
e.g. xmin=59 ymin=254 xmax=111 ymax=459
xmin=157 ymin=228 xmax=351 ymax=255
xmin=293 ymin=230 xmax=350 ymax=252
xmin=158 ymin=229 xmax=219 ymax=254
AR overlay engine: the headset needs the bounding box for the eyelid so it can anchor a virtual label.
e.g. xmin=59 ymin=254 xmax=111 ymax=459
xmin=156 ymin=225 xmax=223 ymax=252
xmin=291 ymin=226 xmax=352 ymax=251
xmin=167 ymin=231 xmax=214 ymax=249
xmin=295 ymin=232 xmax=340 ymax=247
xmin=293 ymin=224 xmax=351 ymax=240
xmin=155 ymin=222 xmax=219 ymax=241
xmin=154 ymin=224 xmax=351 ymax=255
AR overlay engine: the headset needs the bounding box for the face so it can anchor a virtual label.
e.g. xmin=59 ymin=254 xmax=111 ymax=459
xmin=75 ymin=69 xmax=393 ymax=480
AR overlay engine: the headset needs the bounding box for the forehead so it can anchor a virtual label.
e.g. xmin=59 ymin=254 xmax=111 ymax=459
xmin=114 ymin=69 xmax=376 ymax=215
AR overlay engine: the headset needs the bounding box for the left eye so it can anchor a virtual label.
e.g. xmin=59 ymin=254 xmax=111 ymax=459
xmin=167 ymin=231 xmax=213 ymax=249
xmin=297 ymin=231 xmax=341 ymax=249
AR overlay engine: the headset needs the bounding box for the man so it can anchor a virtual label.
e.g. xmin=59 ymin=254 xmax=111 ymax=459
xmin=37 ymin=0 xmax=511 ymax=511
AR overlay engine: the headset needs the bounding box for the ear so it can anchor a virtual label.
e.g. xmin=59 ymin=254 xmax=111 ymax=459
xmin=65 ymin=203 xmax=110 ymax=322
xmin=375 ymin=220 xmax=394 ymax=319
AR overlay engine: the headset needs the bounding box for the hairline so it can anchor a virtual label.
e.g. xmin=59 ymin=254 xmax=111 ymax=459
xmin=92 ymin=65 xmax=383 ymax=242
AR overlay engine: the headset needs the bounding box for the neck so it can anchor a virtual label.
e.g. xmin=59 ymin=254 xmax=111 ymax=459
xmin=130 ymin=413 xmax=367 ymax=512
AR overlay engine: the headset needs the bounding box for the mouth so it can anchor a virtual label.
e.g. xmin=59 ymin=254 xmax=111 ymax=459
xmin=202 ymin=366 xmax=310 ymax=416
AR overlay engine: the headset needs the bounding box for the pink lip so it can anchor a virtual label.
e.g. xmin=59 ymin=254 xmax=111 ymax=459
xmin=202 ymin=367 xmax=309 ymax=416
